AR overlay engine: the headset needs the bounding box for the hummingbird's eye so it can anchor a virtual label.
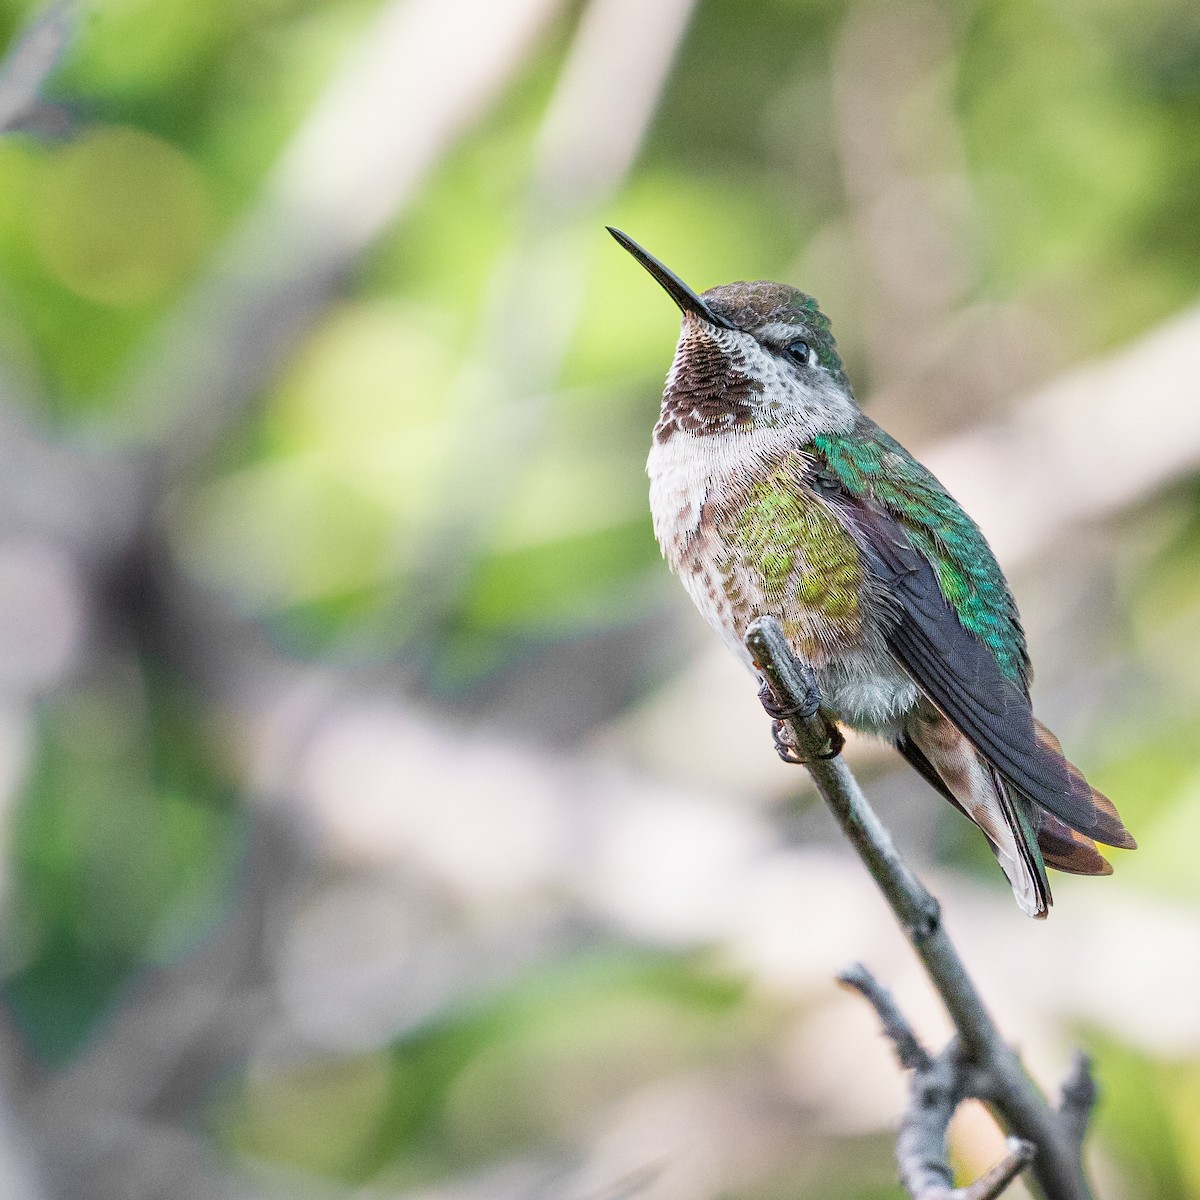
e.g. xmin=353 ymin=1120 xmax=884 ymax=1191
xmin=783 ymin=339 xmax=811 ymax=366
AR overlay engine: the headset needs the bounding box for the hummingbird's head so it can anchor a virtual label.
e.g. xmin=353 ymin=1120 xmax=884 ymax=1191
xmin=608 ymin=228 xmax=856 ymax=443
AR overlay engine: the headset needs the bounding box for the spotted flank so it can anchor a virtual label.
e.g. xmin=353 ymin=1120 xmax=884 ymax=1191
xmin=713 ymin=465 xmax=864 ymax=663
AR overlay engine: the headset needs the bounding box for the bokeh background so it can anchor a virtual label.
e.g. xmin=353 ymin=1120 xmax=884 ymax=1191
xmin=0 ymin=0 xmax=1197 ymax=1196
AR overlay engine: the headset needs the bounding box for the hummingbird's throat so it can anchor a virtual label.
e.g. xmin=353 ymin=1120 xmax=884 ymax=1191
xmin=655 ymin=328 xmax=763 ymax=442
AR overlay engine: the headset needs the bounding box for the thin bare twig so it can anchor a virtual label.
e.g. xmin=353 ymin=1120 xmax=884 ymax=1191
xmin=842 ymin=963 xmax=1035 ymax=1200
xmin=840 ymin=961 xmax=931 ymax=1072
xmin=746 ymin=616 xmax=1096 ymax=1200
xmin=963 ymin=1141 xmax=1039 ymax=1200
xmin=897 ymin=1043 xmax=967 ymax=1199
xmin=1058 ymin=1051 xmax=1097 ymax=1148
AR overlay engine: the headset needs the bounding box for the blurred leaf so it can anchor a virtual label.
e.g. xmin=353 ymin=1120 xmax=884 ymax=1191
xmin=1086 ymin=1032 xmax=1200 ymax=1199
xmin=463 ymin=516 xmax=661 ymax=633
xmin=33 ymin=125 xmax=212 ymax=306
xmin=214 ymin=949 xmax=753 ymax=1186
xmin=3 ymin=669 xmax=247 ymax=1065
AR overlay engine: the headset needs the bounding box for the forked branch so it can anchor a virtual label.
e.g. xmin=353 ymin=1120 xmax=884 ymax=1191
xmin=840 ymin=963 xmax=1035 ymax=1200
xmin=744 ymin=617 xmax=1096 ymax=1200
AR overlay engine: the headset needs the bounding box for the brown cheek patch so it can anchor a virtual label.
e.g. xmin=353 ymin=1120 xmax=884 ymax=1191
xmin=655 ymin=334 xmax=762 ymax=441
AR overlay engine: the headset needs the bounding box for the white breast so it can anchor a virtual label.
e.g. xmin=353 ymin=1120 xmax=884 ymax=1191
xmin=647 ymin=425 xmax=803 ymax=668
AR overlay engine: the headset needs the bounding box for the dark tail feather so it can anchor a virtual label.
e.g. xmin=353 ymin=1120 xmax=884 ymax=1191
xmin=900 ymin=723 xmax=1051 ymax=917
xmin=899 ymin=725 xmax=1115 ymax=909
xmin=1036 ymin=811 xmax=1113 ymax=877
xmin=1034 ymin=720 xmax=1136 ymax=851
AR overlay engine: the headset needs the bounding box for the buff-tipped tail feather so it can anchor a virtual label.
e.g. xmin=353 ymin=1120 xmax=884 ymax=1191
xmin=901 ymin=711 xmax=1134 ymax=918
xmin=1033 ymin=718 xmax=1136 ymax=851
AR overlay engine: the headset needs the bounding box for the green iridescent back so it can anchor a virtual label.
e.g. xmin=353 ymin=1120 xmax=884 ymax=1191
xmin=811 ymin=421 xmax=1030 ymax=688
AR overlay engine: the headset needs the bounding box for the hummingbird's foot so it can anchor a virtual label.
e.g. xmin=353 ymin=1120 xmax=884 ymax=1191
xmin=770 ymin=714 xmax=845 ymax=765
xmin=757 ymin=678 xmax=820 ymax=723
xmin=759 ymin=676 xmax=843 ymax=763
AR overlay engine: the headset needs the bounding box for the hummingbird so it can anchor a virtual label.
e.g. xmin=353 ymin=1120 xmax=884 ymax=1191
xmin=608 ymin=227 xmax=1135 ymax=918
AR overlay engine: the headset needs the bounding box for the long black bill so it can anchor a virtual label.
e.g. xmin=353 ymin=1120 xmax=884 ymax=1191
xmin=606 ymin=227 xmax=733 ymax=329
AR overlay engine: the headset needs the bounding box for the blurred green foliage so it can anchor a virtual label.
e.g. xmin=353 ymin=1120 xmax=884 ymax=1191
xmin=214 ymin=953 xmax=752 ymax=1183
xmin=6 ymin=670 xmax=247 ymax=1064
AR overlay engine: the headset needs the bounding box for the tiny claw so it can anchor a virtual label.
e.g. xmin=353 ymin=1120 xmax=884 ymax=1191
xmin=818 ymin=721 xmax=845 ymax=760
xmin=772 ymin=719 xmax=804 ymax=764
xmin=757 ymin=678 xmax=819 ymax=722
xmin=771 ymin=716 xmax=844 ymax=764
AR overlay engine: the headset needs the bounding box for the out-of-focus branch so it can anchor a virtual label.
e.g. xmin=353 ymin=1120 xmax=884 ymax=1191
xmin=409 ymin=0 xmax=697 ymax=650
xmin=923 ymin=302 xmax=1200 ymax=568
xmin=745 ymin=616 xmax=1095 ymax=1200
xmin=826 ymin=7 xmax=1200 ymax=553
xmin=829 ymin=2 xmax=976 ymax=404
xmin=103 ymin=0 xmax=566 ymax=474
xmin=0 ymin=4 xmax=568 ymax=1192
xmin=0 ymin=1 xmax=72 ymax=135
xmin=840 ymin=964 xmax=1035 ymax=1200
xmin=1058 ymin=1052 xmax=1097 ymax=1149
xmin=0 ymin=0 xmax=570 ymax=565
